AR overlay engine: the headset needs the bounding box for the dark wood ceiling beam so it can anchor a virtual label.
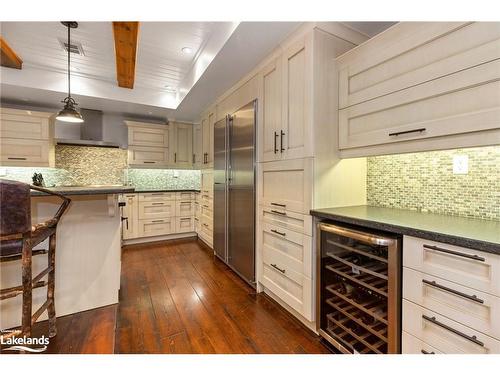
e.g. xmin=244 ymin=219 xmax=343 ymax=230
xmin=0 ymin=36 xmax=23 ymax=69
xmin=112 ymin=22 xmax=139 ymax=89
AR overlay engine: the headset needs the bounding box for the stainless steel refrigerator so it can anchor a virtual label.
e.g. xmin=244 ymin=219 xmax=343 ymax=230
xmin=213 ymin=100 xmax=256 ymax=287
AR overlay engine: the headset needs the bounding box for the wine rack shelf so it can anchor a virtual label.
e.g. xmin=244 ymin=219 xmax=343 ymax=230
xmin=318 ymin=223 xmax=401 ymax=354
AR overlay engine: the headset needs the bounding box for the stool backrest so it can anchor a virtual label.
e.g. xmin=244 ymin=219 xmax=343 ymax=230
xmin=0 ymin=179 xmax=32 ymax=236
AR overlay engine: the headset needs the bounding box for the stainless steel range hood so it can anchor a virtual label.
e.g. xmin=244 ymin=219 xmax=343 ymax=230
xmin=56 ymin=108 xmax=121 ymax=148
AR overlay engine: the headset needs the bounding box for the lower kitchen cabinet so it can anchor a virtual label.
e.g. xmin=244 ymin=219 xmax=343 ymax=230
xmin=120 ymin=192 xmax=197 ymax=243
xmin=258 ymin=203 xmax=314 ymax=322
xmin=139 ymin=218 xmax=175 ymax=237
xmin=402 ymin=235 xmax=500 ymax=354
xmin=121 ymin=193 xmax=139 ymax=240
xmin=176 ymin=216 xmax=195 ymax=233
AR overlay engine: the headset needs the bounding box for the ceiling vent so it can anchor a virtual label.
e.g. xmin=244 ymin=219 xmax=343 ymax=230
xmin=58 ymin=38 xmax=85 ymax=56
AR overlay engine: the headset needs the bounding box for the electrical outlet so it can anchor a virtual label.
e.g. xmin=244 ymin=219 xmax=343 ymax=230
xmin=453 ymin=155 xmax=469 ymax=174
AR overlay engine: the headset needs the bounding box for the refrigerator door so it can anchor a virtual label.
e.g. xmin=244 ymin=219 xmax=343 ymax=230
xmin=227 ymin=101 xmax=256 ymax=285
xmin=213 ymin=117 xmax=228 ymax=261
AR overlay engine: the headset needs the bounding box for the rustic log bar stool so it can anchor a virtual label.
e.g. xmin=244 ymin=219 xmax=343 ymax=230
xmin=0 ymin=179 xmax=70 ymax=340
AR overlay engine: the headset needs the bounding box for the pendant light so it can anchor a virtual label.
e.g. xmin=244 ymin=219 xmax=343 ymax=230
xmin=56 ymin=21 xmax=84 ymax=123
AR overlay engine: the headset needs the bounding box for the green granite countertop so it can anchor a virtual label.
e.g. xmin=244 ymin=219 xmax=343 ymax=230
xmin=310 ymin=205 xmax=500 ymax=254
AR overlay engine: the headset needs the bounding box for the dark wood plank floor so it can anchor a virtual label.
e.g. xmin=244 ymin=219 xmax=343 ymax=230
xmin=30 ymin=238 xmax=330 ymax=354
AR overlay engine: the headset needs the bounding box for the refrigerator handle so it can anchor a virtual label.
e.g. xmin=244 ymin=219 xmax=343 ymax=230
xmin=227 ymin=115 xmax=233 ymax=183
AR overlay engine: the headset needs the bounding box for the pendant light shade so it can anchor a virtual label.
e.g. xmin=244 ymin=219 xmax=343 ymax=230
xmin=57 ymin=21 xmax=84 ymax=123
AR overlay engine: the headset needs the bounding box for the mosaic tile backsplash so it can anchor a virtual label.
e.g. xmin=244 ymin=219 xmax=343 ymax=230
xmin=1 ymin=145 xmax=200 ymax=190
xmin=367 ymin=146 xmax=500 ymax=220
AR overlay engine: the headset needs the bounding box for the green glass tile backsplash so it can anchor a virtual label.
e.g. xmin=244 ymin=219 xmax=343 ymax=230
xmin=367 ymin=146 xmax=500 ymax=220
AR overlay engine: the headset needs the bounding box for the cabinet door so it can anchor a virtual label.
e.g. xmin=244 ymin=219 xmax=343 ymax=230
xmin=201 ymin=114 xmax=210 ymax=168
xmin=171 ymin=123 xmax=193 ymax=168
xmin=207 ymin=110 xmax=215 ymax=167
xmin=259 ymin=158 xmax=313 ymax=214
xmin=128 ymin=125 xmax=169 ymax=147
xmin=128 ymin=146 xmax=169 ymax=167
xmin=193 ymin=123 xmax=202 ymax=168
xmin=0 ymin=113 xmax=50 ymax=139
xmin=0 ymin=138 xmax=53 ymax=167
xmin=260 ymin=58 xmax=282 ymax=162
xmin=281 ymin=36 xmax=312 ymax=160
xmin=122 ymin=194 xmax=138 ymax=240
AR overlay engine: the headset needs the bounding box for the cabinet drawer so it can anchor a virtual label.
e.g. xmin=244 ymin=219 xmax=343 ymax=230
xmin=0 ymin=138 xmax=52 ymax=166
xmin=176 ymin=200 xmax=194 ymax=217
xmin=402 ymin=331 xmax=443 ymax=354
xmin=0 ymin=115 xmax=49 ymax=139
xmin=138 ymin=192 xmax=176 ymax=201
xmin=261 ymin=262 xmax=313 ymax=321
xmin=260 ymin=206 xmax=312 ymax=236
xmin=128 ymin=125 xmax=168 ymax=147
xmin=176 ymin=216 xmax=194 ymax=233
xmin=128 ymin=146 xmax=169 ymax=167
xmin=201 ymin=201 xmax=213 ymax=218
xmin=176 ymin=191 xmax=193 ymax=201
xmin=403 ymin=236 xmax=500 ymax=297
xmin=262 ymin=222 xmax=312 ymax=278
xmin=259 ymin=158 xmax=313 ymax=214
xmin=138 ymin=201 xmax=175 ymax=220
xmin=403 ymin=300 xmax=500 ymax=354
xmin=139 ymin=218 xmax=174 ymax=237
xmin=200 ymin=221 xmax=213 ymax=244
xmin=404 ymin=267 xmax=500 ymax=339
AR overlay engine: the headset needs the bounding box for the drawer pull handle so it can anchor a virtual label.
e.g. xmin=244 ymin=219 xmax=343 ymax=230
xmin=422 ymin=279 xmax=484 ymax=304
xmin=151 ymin=193 xmax=164 ymax=196
xmin=280 ymin=130 xmax=285 ymax=152
xmin=270 ymin=263 xmax=286 ymax=274
xmin=203 ymin=205 xmax=209 ymax=208
xmin=152 ymin=220 xmax=165 ymax=223
xmin=421 ymin=349 xmax=435 ymax=354
xmin=8 ymin=157 xmax=27 ymax=160
xmin=270 ymin=209 xmax=287 ymax=216
xmin=180 ymin=201 xmax=191 ymax=204
xmin=270 ymin=202 xmax=286 ymax=208
xmin=389 ymin=128 xmax=426 ymax=136
xmin=143 ymin=161 xmax=156 ymax=164
xmin=203 ymin=223 xmax=209 ymax=227
xmin=423 ymin=244 xmax=485 ymax=262
xmin=270 ymin=229 xmax=286 ymax=237
xmin=422 ymin=315 xmax=484 ymax=347
xmin=151 ymin=203 xmax=165 ymax=205
xmin=274 ymin=131 xmax=279 ymax=154
xmin=180 ymin=218 xmax=191 ymax=221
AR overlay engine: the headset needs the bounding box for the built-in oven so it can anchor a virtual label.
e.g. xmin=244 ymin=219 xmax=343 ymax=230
xmin=317 ymin=222 xmax=401 ymax=353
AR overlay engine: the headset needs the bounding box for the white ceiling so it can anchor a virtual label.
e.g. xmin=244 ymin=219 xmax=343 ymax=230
xmin=0 ymin=22 xmax=220 ymax=93
xmin=0 ymin=21 xmax=395 ymax=122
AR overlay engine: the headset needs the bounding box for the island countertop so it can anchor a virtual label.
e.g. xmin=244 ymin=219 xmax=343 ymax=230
xmin=31 ymin=185 xmax=136 ymax=196
xmin=310 ymin=205 xmax=500 ymax=254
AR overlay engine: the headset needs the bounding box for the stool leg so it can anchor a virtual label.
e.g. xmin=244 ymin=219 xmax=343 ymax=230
xmin=47 ymin=233 xmax=57 ymax=338
xmin=21 ymin=234 xmax=33 ymax=338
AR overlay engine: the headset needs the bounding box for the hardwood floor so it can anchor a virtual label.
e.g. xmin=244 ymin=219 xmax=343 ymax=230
xmin=30 ymin=238 xmax=330 ymax=354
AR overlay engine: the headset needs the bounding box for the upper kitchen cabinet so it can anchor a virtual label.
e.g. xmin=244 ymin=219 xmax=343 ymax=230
xmin=258 ymin=36 xmax=312 ymax=162
xmin=201 ymin=107 xmax=215 ymax=168
xmin=192 ymin=123 xmax=202 ymax=168
xmin=170 ymin=122 xmax=193 ymax=169
xmin=337 ymin=22 xmax=500 ymax=157
xmin=126 ymin=121 xmax=170 ymax=167
xmin=0 ymin=107 xmax=55 ymax=167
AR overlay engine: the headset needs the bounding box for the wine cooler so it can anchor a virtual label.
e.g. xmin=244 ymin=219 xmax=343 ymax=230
xmin=317 ymin=222 xmax=401 ymax=354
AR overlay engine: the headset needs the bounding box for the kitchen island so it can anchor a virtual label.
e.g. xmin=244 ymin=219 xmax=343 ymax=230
xmin=0 ymin=186 xmax=134 ymax=331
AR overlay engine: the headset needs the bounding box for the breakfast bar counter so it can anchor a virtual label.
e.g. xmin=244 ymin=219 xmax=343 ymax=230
xmin=0 ymin=190 xmax=124 ymax=331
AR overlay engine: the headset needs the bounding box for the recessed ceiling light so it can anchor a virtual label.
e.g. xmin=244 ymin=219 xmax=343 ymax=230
xmin=181 ymin=47 xmax=193 ymax=54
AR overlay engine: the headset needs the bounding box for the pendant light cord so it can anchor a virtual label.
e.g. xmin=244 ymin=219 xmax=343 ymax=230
xmin=67 ymin=23 xmax=71 ymax=98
